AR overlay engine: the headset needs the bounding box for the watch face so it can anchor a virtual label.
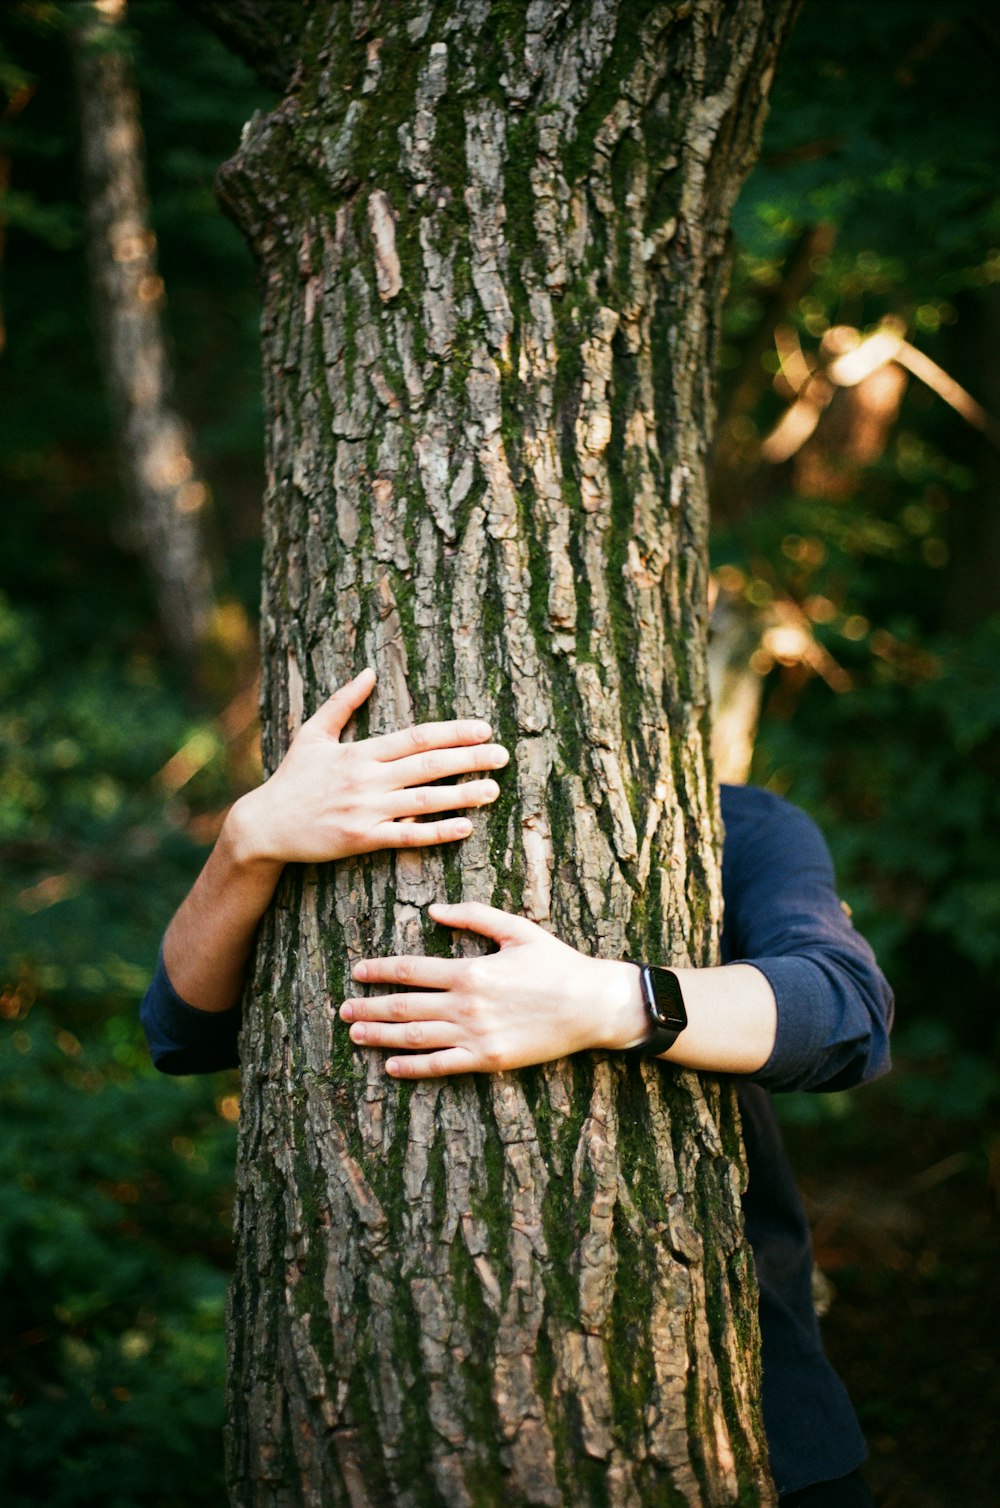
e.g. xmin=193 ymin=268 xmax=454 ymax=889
xmin=643 ymin=965 xmax=687 ymax=1030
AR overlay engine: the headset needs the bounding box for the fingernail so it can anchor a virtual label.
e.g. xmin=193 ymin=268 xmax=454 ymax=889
xmin=350 ymin=1023 xmax=365 ymax=1043
xmin=340 ymin=1003 xmax=354 ymax=1021
xmin=457 ymin=820 xmax=473 ymax=835
xmin=386 ymin=1059 xmax=400 ymax=1074
xmin=353 ymin=962 xmax=367 ymax=980
xmin=484 ymin=780 xmax=499 ymax=799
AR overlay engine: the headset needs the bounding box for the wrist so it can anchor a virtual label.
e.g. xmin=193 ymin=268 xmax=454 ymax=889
xmin=591 ymin=959 xmax=648 ymax=1052
xmin=219 ymin=791 xmax=285 ymax=878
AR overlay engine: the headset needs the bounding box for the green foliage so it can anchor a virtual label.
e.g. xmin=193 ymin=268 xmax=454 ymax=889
xmin=0 ymin=7 xmax=263 ymax=1493
xmin=0 ymin=5 xmax=265 ymax=1489
xmin=0 ymin=592 xmax=231 ymax=994
xmin=0 ymin=592 xmax=239 ymax=1504
xmin=717 ymin=0 xmax=1000 ymax=1124
xmin=0 ymin=1002 xmax=236 ymax=1508
xmin=731 ymin=0 xmax=999 ymax=308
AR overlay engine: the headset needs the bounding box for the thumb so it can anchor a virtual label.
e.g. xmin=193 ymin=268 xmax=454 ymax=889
xmin=429 ymin=901 xmax=542 ymax=949
xmin=310 ymin=668 xmax=376 ymax=739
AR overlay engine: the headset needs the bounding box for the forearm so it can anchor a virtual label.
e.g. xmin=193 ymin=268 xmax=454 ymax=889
xmin=600 ymin=960 xmax=778 ymax=1075
xmin=345 ymin=784 xmax=894 ymax=1087
xmin=162 ymin=795 xmax=283 ymax=1013
xmin=345 ymin=905 xmax=781 ymax=1080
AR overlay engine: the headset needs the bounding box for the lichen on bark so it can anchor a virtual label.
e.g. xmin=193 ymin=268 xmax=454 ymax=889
xmin=193 ymin=2 xmax=800 ymax=1503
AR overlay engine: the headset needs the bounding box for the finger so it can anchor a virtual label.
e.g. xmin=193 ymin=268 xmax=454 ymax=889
xmin=346 ymin=1018 xmax=460 ymax=1051
xmin=429 ymin=901 xmax=541 ymax=948
xmin=383 ymin=778 xmax=500 ymax=820
xmin=369 ymin=719 xmax=496 ymax=762
xmin=386 ymin=743 xmax=509 ymax=788
xmin=385 ymin=1048 xmax=476 ymax=1079
xmin=339 ymin=992 xmax=454 ymax=1024
xmin=368 ymin=817 xmax=474 ymax=850
xmin=308 ymin=668 xmax=376 ymax=739
xmin=352 ymin=954 xmax=461 ymax=989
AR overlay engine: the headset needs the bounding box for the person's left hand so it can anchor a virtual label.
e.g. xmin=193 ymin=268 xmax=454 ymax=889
xmin=339 ymin=902 xmax=644 ymax=1077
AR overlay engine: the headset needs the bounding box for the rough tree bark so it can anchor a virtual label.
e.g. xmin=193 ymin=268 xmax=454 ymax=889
xmin=188 ymin=2 xmax=798 ymax=1503
xmin=73 ymin=0 xmax=216 ymax=665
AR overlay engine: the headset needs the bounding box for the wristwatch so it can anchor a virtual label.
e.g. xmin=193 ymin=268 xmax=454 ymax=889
xmin=624 ymin=963 xmax=688 ymax=1057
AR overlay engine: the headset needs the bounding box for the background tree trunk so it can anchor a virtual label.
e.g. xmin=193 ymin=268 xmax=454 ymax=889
xmin=73 ymin=0 xmax=216 ymax=667
xmin=198 ymin=2 xmax=798 ymax=1503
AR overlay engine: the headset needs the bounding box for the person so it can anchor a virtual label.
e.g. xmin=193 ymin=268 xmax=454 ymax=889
xmin=141 ymin=669 xmax=892 ymax=1507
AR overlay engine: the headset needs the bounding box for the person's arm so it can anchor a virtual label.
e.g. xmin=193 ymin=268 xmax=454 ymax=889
xmin=719 ymin=787 xmax=894 ymax=1092
xmin=338 ymin=902 xmax=776 ymax=1077
xmin=339 ymin=792 xmax=892 ymax=1088
xmin=160 ymin=822 xmax=283 ymax=1016
xmin=140 ymin=668 xmax=509 ymax=1072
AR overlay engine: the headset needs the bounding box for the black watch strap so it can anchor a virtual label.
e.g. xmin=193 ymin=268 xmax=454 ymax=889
xmin=624 ymin=963 xmax=688 ymax=1057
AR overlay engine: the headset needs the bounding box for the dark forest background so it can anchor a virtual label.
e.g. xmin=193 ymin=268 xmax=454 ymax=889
xmin=1 ymin=3 xmax=997 ymax=1504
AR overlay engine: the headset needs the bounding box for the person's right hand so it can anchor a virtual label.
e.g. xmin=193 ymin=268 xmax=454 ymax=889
xmin=225 ymin=668 xmax=508 ymax=868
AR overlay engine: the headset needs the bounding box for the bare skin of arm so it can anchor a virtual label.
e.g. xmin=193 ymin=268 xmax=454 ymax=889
xmin=162 ymin=670 xmax=509 ymax=1012
xmin=340 ymin=902 xmax=778 ymax=1078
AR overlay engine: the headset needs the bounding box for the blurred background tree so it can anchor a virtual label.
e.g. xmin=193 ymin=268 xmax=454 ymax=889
xmin=0 ymin=1 xmax=996 ymax=1504
xmin=71 ymin=0 xmax=219 ymax=669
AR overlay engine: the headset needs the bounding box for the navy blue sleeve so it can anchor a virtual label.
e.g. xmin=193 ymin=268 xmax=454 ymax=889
xmin=139 ymin=950 xmax=242 ymax=1076
xmin=719 ymin=785 xmax=894 ymax=1094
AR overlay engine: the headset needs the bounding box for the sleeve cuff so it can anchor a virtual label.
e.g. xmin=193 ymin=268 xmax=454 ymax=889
xmin=731 ymin=953 xmax=892 ymax=1094
xmin=742 ymin=956 xmax=832 ymax=1092
xmin=139 ymin=950 xmax=242 ymax=1075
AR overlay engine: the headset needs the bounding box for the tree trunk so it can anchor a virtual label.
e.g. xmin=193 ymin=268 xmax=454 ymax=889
xmin=199 ymin=2 xmax=797 ymax=1503
xmin=73 ymin=0 xmax=216 ymax=667
xmin=707 ymin=587 xmax=766 ymax=787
